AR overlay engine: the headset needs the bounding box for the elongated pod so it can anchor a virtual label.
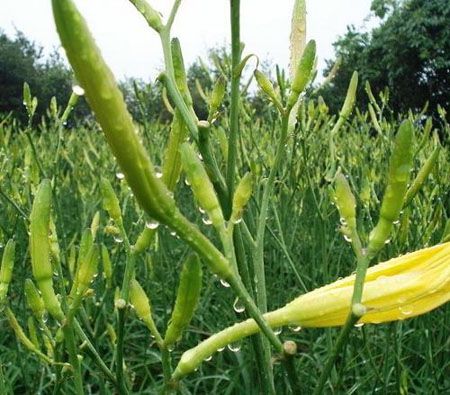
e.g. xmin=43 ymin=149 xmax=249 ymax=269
xmin=52 ymin=0 xmax=233 ymax=280
xmin=368 ymin=121 xmax=414 ymax=255
xmin=0 ymin=240 xmax=15 ymax=305
xmin=52 ymin=0 xmax=176 ymax=224
xmin=30 ymin=180 xmax=64 ymax=321
xmin=164 ymin=254 xmax=202 ymax=346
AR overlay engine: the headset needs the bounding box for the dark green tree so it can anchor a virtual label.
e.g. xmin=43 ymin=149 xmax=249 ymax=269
xmin=320 ymin=0 xmax=450 ymax=115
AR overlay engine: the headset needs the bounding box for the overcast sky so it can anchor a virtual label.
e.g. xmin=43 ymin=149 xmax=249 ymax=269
xmin=0 ymin=1 xmax=376 ymax=81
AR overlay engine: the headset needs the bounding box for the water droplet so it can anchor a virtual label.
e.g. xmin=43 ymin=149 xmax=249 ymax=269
xmin=393 ymin=220 xmax=400 ymax=225
xmin=198 ymin=207 xmax=206 ymax=214
xmin=233 ymin=297 xmax=245 ymax=313
xmin=399 ymin=305 xmax=413 ymax=316
xmin=170 ymin=231 xmax=177 ymax=237
xmin=220 ymin=279 xmax=230 ymax=288
xmin=184 ymin=178 xmax=191 ymax=186
xmin=233 ymin=217 xmax=243 ymax=225
xmin=274 ymin=327 xmax=282 ymax=335
xmin=72 ymin=85 xmax=85 ymax=96
xmin=155 ymin=171 xmax=163 ymax=179
xmin=354 ymin=322 xmax=364 ymax=328
xmin=202 ymin=217 xmax=213 ymax=226
xmin=289 ymin=325 xmax=302 ymax=332
xmin=114 ymin=236 xmax=124 ymax=244
xmin=145 ymin=220 xmax=159 ymax=230
xmin=198 ymin=153 xmax=203 ymax=161
xmin=217 ymin=346 xmax=225 ymax=352
xmin=227 ymin=342 xmax=241 ymax=352
xmin=384 ymin=238 xmax=391 ymax=244
xmin=340 ymin=217 xmax=347 ymax=226
xmin=205 ymin=355 xmax=213 ymax=361
xmin=344 ymin=235 xmax=352 ymax=243
xmin=116 ymin=172 xmax=125 ymax=180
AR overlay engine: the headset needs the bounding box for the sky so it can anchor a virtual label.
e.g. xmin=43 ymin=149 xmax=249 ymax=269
xmin=0 ymin=1 xmax=376 ymax=81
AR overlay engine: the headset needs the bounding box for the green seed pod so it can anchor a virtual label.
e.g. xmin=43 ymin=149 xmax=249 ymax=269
xmin=0 ymin=239 xmax=15 ymax=305
xmin=287 ymin=40 xmax=316 ymax=109
xmin=74 ymin=245 xmax=99 ymax=295
xmin=339 ymin=71 xmax=358 ymax=120
xmin=365 ymin=80 xmax=381 ymax=113
xmin=133 ymin=228 xmax=156 ymax=255
xmin=100 ymin=178 xmax=123 ymax=227
xmin=24 ymin=279 xmax=46 ymax=320
xmin=254 ymin=70 xmax=283 ymax=112
xmin=52 ymin=0 xmax=177 ymax=223
xmin=5 ymin=308 xmax=52 ymax=364
xmin=231 ymin=173 xmax=253 ymax=224
xmin=106 ymin=323 xmax=117 ymax=345
xmin=129 ymin=279 xmax=152 ymax=321
xmin=209 ymin=75 xmax=227 ymax=120
xmin=404 ymin=145 xmax=440 ymax=207
xmin=30 ymin=180 xmax=64 ymax=321
xmin=368 ymin=121 xmax=414 ymax=255
xmin=334 ymin=173 xmax=357 ymax=230
xmin=164 ymin=254 xmax=202 ymax=346
xmin=180 ymin=143 xmax=224 ymax=228
xmin=48 ymin=218 xmax=60 ymax=266
xmin=172 ymin=38 xmax=193 ymax=107
xmin=128 ymin=0 xmax=164 ymax=32
xmin=101 ymin=244 xmax=112 ymax=287
xmin=129 ymin=279 xmax=162 ymax=343
xmin=161 ymin=112 xmax=188 ymax=191
xmin=68 ymin=244 xmax=76 ymax=278
xmin=27 ymin=316 xmax=40 ymax=349
xmin=90 ymin=211 xmax=101 ymax=239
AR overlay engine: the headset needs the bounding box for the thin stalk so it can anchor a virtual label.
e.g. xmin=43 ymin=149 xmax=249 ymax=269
xmin=313 ymin=254 xmax=370 ymax=394
xmin=226 ymin=0 xmax=241 ymax=217
xmin=62 ymin=325 xmax=84 ymax=395
xmin=166 ymin=0 xmax=182 ymax=30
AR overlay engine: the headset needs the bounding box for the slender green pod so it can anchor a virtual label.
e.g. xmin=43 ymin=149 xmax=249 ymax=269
xmin=287 ymin=40 xmax=316 ymax=109
xmin=336 ymin=71 xmax=358 ymax=126
xmin=164 ymin=254 xmax=202 ymax=346
xmin=404 ymin=145 xmax=440 ymax=207
xmin=172 ymin=38 xmax=194 ymax=108
xmin=90 ymin=211 xmax=101 ymax=239
xmin=73 ymin=245 xmax=99 ymax=296
xmin=133 ymin=228 xmax=156 ymax=255
xmin=334 ymin=173 xmax=356 ymax=231
xmin=0 ymin=240 xmax=15 ymax=305
xmin=208 ymin=75 xmax=227 ymax=121
xmin=5 ymin=308 xmax=53 ymax=364
xmin=368 ymin=121 xmax=414 ymax=255
xmin=52 ymin=0 xmax=177 ymax=223
xmin=101 ymin=245 xmax=113 ymax=287
xmin=180 ymin=143 xmax=225 ymax=229
xmin=30 ymin=180 xmax=64 ymax=321
xmin=127 ymin=0 xmax=164 ymax=32
xmin=27 ymin=316 xmax=40 ymax=349
xmin=365 ymin=81 xmax=381 ymax=113
xmin=254 ymin=71 xmax=283 ymax=113
xmin=129 ymin=279 xmax=163 ymax=344
xmin=24 ymin=279 xmax=46 ymax=320
xmin=52 ymin=0 xmax=234 ymax=281
xmin=161 ymin=111 xmax=188 ymax=191
xmin=100 ymin=178 xmax=123 ymax=227
xmin=49 ymin=218 xmax=60 ymax=266
xmin=231 ymin=173 xmax=253 ymax=224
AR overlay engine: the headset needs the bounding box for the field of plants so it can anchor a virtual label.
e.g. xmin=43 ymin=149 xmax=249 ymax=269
xmin=0 ymin=0 xmax=449 ymax=394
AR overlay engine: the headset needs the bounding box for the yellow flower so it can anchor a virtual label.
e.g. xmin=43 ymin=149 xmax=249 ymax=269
xmin=173 ymin=243 xmax=450 ymax=378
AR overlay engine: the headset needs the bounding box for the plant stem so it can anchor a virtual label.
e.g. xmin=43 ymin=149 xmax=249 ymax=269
xmin=226 ymin=0 xmax=241 ymax=217
xmin=313 ymin=253 xmax=370 ymax=394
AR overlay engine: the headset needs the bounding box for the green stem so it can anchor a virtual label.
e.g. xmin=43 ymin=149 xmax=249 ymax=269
xmin=225 ymin=0 xmax=241 ymax=218
xmin=62 ymin=325 xmax=84 ymax=395
xmin=313 ymin=253 xmax=370 ymax=394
